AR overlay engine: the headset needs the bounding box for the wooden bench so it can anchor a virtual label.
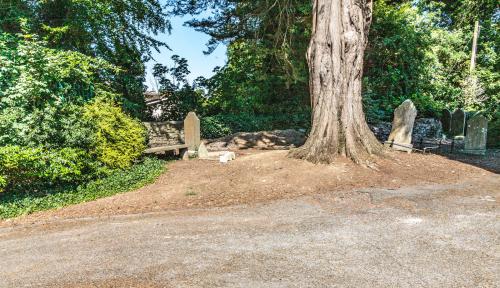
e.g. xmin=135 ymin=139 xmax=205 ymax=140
xmin=144 ymin=144 xmax=189 ymax=159
xmin=143 ymin=112 xmax=200 ymax=160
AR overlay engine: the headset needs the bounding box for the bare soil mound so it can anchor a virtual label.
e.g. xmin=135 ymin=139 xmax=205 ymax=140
xmin=2 ymin=149 xmax=495 ymax=227
xmin=204 ymin=129 xmax=306 ymax=151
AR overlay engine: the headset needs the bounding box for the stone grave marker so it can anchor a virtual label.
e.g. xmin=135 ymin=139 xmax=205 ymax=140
xmin=450 ymin=109 xmax=466 ymax=137
xmin=184 ymin=112 xmax=201 ymax=151
xmin=464 ymin=114 xmax=488 ymax=155
xmin=384 ymin=99 xmax=417 ymax=153
xmin=465 ymin=111 xmax=479 ymax=136
xmin=441 ymin=109 xmax=452 ymax=135
xmin=197 ymin=142 xmax=209 ymax=159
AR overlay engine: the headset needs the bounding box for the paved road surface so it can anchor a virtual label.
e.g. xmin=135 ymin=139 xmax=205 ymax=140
xmin=1 ymin=176 xmax=499 ymax=287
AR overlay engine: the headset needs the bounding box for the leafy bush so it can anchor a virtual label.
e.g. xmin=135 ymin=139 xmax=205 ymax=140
xmin=0 ymin=146 xmax=98 ymax=191
xmin=0 ymin=34 xmax=147 ymax=192
xmin=487 ymin=112 xmax=500 ymax=148
xmin=0 ymin=33 xmax=119 ymax=149
xmin=201 ymin=116 xmax=233 ymax=139
xmin=83 ymin=99 xmax=147 ymax=169
xmin=201 ymin=113 xmax=310 ymax=139
xmin=0 ymin=157 xmax=166 ymax=219
xmin=0 ymin=176 xmax=6 ymax=193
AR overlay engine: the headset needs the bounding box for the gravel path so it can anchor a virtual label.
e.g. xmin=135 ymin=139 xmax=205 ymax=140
xmin=1 ymin=175 xmax=499 ymax=287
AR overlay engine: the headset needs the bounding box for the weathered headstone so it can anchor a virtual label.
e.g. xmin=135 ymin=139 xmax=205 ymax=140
xmin=384 ymin=99 xmax=417 ymax=153
xmin=450 ymin=109 xmax=466 ymax=137
xmin=441 ymin=109 xmax=452 ymax=135
xmin=465 ymin=111 xmax=479 ymax=136
xmin=184 ymin=112 xmax=201 ymax=151
xmin=464 ymin=115 xmax=488 ymax=155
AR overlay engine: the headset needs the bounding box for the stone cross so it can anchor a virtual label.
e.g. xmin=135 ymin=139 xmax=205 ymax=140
xmin=184 ymin=112 xmax=201 ymax=151
xmin=450 ymin=109 xmax=466 ymax=137
xmin=441 ymin=109 xmax=452 ymax=136
xmin=464 ymin=114 xmax=488 ymax=155
xmin=384 ymin=99 xmax=417 ymax=153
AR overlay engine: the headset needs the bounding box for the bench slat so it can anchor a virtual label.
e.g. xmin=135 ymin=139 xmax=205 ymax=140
xmin=144 ymin=144 xmax=189 ymax=154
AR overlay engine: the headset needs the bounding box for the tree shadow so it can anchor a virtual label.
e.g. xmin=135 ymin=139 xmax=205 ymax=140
xmin=205 ymin=130 xmax=306 ymax=150
xmin=411 ymin=139 xmax=499 ymax=174
xmin=437 ymin=150 xmax=500 ymax=174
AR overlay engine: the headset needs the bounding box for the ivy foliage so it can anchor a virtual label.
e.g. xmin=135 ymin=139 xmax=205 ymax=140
xmin=0 ymin=157 xmax=166 ymax=219
xmin=0 ymin=146 xmax=98 ymax=192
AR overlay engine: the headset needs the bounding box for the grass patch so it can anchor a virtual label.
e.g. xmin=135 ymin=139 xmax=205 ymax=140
xmin=185 ymin=189 xmax=197 ymax=197
xmin=0 ymin=157 xmax=166 ymax=219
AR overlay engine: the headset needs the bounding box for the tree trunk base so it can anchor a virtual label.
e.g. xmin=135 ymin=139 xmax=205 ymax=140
xmin=289 ymin=133 xmax=384 ymax=165
xmin=293 ymin=0 xmax=380 ymax=165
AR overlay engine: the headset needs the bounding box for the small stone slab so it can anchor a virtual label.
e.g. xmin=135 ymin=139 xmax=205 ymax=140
xmin=464 ymin=114 xmax=488 ymax=155
xmin=384 ymin=99 xmax=417 ymax=153
xmin=197 ymin=143 xmax=209 ymax=159
xmin=450 ymin=109 xmax=466 ymax=137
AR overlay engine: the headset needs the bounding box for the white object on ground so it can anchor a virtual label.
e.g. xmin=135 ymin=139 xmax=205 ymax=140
xmin=219 ymin=152 xmax=236 ymax=164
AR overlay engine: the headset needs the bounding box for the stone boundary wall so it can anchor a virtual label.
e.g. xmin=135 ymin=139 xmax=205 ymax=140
xmin=369 ymin=118 xmax=443 ymax=143
xmin=143 ymin=121 xmax=184 ymax=148
xmin=143 ymin=112 xmax=201 ymax=151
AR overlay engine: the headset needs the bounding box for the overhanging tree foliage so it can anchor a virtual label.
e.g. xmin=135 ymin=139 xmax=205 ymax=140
xmin=168 ymin=0 xmax=313 ymax=114
xmin=1 ymin=0 xmax=171 ymax=114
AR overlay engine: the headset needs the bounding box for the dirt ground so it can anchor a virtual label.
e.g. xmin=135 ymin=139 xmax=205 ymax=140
xmin=0 ymin=150 xmax=499 ymax=287
xmin=0 ymin=149 xmax=496 ymax=227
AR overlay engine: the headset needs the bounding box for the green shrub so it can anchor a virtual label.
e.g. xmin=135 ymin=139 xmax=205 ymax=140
xmin=0 ymin=157 xmax=166 ymax=219
xmin=83 ymin=99 xmax=147 ymax=169
xmin=0 ymin=146 xmax=98 ymax=191
xmin=0 ymin=33 xmax=119 ymax=149
xmin=487 ymin=112 xmax=500 ymax=148
xmin=201 ymin=113 xmax=310 ymax=139
xmin=0 ymin=176 xmax=6 ymax=193
xmin=201 ymin=116 xmax=233 ymax=139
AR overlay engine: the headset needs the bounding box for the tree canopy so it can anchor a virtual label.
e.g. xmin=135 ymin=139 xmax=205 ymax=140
xmin=1 ymin=0 xmax=171 ymax=112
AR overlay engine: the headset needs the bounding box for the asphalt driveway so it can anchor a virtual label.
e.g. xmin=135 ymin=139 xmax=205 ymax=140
xmin=0 ymin=175 xmax=499 ymax=287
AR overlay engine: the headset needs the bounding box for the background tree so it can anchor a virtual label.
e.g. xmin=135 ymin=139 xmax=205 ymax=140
xmin=0 ymin=0 xmax=171 ymax=115
xmin=168 ymin=0 xmax=312 ymax=115
xmin=151 ymin=55 xmax=205 ymax=120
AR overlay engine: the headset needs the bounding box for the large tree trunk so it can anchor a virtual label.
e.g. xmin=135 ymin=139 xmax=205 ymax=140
xmin=290 ymin=0 xmax=382 ymax=164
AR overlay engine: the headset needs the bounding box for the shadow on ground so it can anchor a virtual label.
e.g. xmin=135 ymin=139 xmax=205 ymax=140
xmin=438 ymin=150 xmax=500 ymax=174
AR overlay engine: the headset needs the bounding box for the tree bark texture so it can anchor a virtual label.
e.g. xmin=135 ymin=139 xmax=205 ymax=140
xmin=291 ymin=0 xmax=382 ymax=164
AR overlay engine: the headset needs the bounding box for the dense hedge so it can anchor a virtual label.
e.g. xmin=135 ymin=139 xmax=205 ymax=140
xmin=0 ymin=99 xmax=148 ymax=194
xmin=201 ymin=112 xmax=311 ymax=139
xmin=0 ymin=157 xmax=166 ymax=219
xmin=488 ymin=112 xmax=500 ymax=148
xmin=0 ymin=146 xmax=99 ymax=193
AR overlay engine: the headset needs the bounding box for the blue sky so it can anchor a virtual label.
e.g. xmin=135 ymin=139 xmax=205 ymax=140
xmin=145 ymin=15 xmax=228 ymax=91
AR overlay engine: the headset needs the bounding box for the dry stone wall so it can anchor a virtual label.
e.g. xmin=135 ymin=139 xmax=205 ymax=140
xmin=143 ymin=121 xmax=185 ymax=148
xmin=369 ymin=118 xmax=442 ymax=143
